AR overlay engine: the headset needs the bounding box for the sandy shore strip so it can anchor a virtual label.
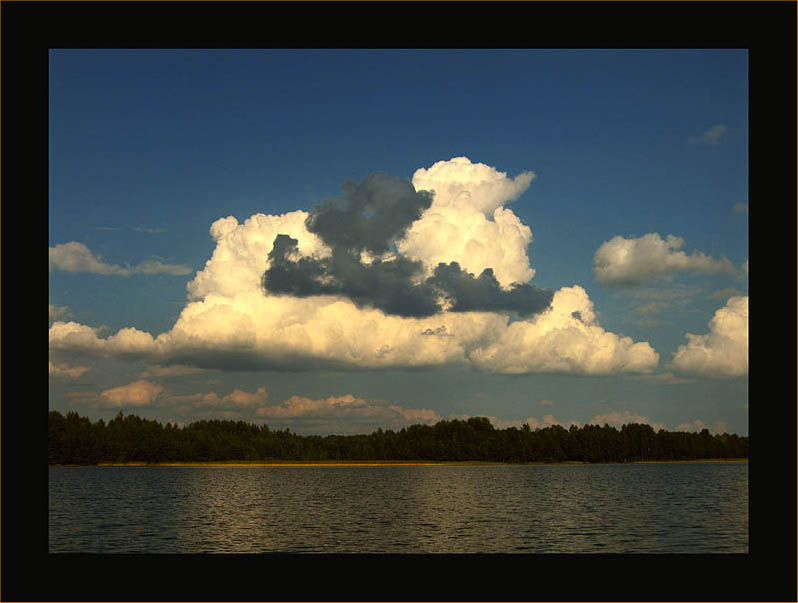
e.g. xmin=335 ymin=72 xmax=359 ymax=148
xmin=92 ymin=458 xmax=748 ymax=467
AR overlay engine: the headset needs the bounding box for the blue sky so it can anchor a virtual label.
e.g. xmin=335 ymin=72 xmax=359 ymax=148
xmin=49 ymin=49 xmax=748 ymax=436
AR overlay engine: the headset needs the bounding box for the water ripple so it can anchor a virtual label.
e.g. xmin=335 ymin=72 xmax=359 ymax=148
xmin=50 ymin=463 xmax=748 ymax=553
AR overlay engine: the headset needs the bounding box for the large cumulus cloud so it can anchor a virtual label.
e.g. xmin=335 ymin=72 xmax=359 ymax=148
xmin=262 ymin=170 xmax=553 ymax=317
xmin=49 ymin=157 xmax=658 ymax=376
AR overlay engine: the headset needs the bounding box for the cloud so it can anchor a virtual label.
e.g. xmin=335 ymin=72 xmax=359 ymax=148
xmin=49 ymin=284 xmax=657 ymax=376
xmin=709 ymin=288 xmax=744 ymax=302
xmin=397 ymin=156 xmax=537 ymax=288
xmin=588 ymin=410 xmax=667 ymax=432
xmin=49 ymin=159 xmax=658 ymax=376
xmin=255 ymin=394 xmax=441 ymax=434
xmin=628 ymin=372 xmax=695 ymax=385
xmin=49 ymin=304 xmax=71 ymax=321
xmin=525 ymin=414 xmax=580 ymax=430
xmin=731 ymin=202 xmax=748 ymax=214
xmin=186 ymin=210 xmax=330 ymax=301
xmin=49 ymin=241 xmax=192 ymax=276
xmin=675 ymin=419 xmax=730 ymax=435
xmin=669 ymin=296 xmax=748 ymax=378
xmin=625 ymin=284 xmax=701 ymax=316
xmin=138 ymin=364 xmax=214 ymax=378
xmin=100 ymin=380 xmax=164 ymax=407
xmin=467 ymin=286 xmax=659 ymax=375
xmin=305 ymin=172 xmax=433 ymax=256
xmin=49 ymin=360 xmax=90 ymax=379
xmin=262 ymin=168 xmax=553 ymax=318
xmin=265 ymin=234 xmax=553 ymax=318
xmin=49 ymin=321 xmax=158 ymax=356
xmin=593 ymin=233 xmax=736 ymax=286
xmin=689 ymin=124 xmax=729 ymax=145
xmin=410 ymin=156 xmax=535 ymax=218
xmin=741 ymin=260 xmax=748 ymax=276
xmin=168 ymin=386 xmax=269 ymax=409
xmin=454 ymin=413 xmax=578 ymax=431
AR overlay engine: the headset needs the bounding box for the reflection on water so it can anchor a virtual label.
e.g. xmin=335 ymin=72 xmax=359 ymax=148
xmin=49 ymin=463 xmax=748 ymax=553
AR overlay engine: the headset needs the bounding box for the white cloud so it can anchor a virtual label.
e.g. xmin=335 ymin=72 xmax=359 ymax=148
xmin=588 ymin=410 xmax=667 ymax=432
xmin=169 ymin=386 xmax=269 ymax=409
xmin=397 ymin=156 xmax=536 ymax=288
xmin=689 ymin=124 xmax=728 ymax=145
xmin=454 ymin=413 xmax=578 ymax=431
xmin=411 ymin=156 xmax=535 ymax=217
xmin=100 ymin=380 xmax=164 ymax=407
xmin=49 ymin=360 xmax=90 ymax=379
xmin=670 ymin=296 xmax=748 ymax=378
xmin=675 ymin=419 xmax=730 ymax=435
xmin=187 ymin=211 xmax=330 ymax=300
xmin=525 ymin=414 xmax=580 ymax=430
xmin=49 ymin=285 xmax=658 ymax=376
xmin=48 ymin=159 xmax=659 ymax=377
xmin=593 ymin=233 xmax=736 ymax=286
xmin=254 ymin=394 xmax=441 ymax=434
xmin=468 ymin=286 xmax=659 ymax=375
xmin=49 ymin=241 xmax=192 ymax=276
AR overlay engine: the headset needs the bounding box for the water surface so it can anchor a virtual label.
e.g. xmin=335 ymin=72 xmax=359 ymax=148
xmin=49 ymin=462 xmax=748 ymax=553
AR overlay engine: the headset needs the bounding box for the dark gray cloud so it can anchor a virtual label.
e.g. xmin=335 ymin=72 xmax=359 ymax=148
xmin=262 ymin=172 xmax=554 ymax=318
xmin=264 ymin=235 xmax=440 ymax=317
xmin=428 ymin=262 xmax=553 ymax=316
xmin=306 ymin=172 xmax=433 ymax=255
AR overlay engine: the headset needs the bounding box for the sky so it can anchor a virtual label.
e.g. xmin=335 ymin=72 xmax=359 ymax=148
xmin=48 ymin=49 xmax=749 ymax=436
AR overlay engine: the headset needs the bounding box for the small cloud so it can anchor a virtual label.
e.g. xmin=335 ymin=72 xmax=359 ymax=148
xmin=539 ymin=399 xmax=554 ymax=406
xmin=49 ymin=360 xmax=90 ymax=379
xmin=49 ymin=241 xmax=192 ymax=276
xmin=731 ymin=202 xmax=748 ymax=214
xmin=628 ymin=372 xmax=695 ymax=385
xmin=527 ymin=414 xmax=581 ymax=430
xmin=710 ymin=287 xmax=743 ymax=302
xmin=255 ymin=394 xmax=440 ymax=433
xmin=675 ymin=419 xmax=730 ymax=435
xmin=594 ymin=233 xmax=735 ymax=286
xmin=689 ymin=124 xmax=729 ymax=145
xmin=168 ymin=386 xmax=269 ymax=409
xmin=133 ymin=227 xmax=166 ymax=234
xmin=100 ymin=380 xmax=164 ymax=407
xmin=589 ymin=410 xmax=667 ymax=432
xmin=49 ymin=304 xmax=71 ymax=322
xmin=138 ymin=364 xmax=214 ymax=379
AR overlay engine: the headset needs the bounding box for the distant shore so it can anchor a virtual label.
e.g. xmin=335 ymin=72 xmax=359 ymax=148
xmin=86 ymin=458 xmax=749 ymax=467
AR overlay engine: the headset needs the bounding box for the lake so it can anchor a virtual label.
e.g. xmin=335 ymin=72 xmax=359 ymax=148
xmin=49 ymin=462 xmax=748 ymax=553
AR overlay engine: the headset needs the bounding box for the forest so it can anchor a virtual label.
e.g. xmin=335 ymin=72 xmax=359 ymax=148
xmin=48 ymin=410 xmax=749 ymax=465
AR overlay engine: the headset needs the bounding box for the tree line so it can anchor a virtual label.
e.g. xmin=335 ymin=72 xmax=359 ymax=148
xmin=49 ymin=410 xmax=748 ymax=465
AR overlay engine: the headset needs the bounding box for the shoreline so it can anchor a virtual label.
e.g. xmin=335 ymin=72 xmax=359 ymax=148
xmin=77 ymin=458 xmax=750 ymax=468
